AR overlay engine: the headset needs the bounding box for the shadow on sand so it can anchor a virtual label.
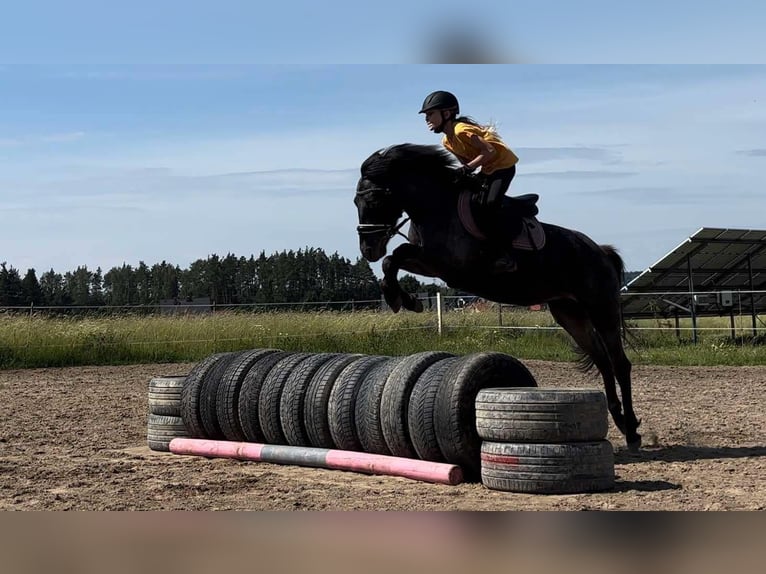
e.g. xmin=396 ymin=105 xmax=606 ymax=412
xmin=614 ymin=444 xmax=766 ymax=465
xmin=611 ymin=479 xmax=681 ymax=493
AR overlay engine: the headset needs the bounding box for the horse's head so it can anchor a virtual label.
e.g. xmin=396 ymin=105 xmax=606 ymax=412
xmin=354 ymin=144 xmax=458 ymax=261
xmin=354 ymin=174 xmax=404 ymax=262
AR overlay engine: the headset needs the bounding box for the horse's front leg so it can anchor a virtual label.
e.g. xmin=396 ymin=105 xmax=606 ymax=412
xmin=381 ymin=243 xmax=440 ymax=313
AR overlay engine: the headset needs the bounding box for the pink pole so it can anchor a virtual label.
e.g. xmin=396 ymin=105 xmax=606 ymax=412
xmin=169 ymin=438 xmax=463 ymax=486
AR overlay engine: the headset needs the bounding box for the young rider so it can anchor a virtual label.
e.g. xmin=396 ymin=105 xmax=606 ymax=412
xmin=420 ymin=90 xmax=520 ymax=270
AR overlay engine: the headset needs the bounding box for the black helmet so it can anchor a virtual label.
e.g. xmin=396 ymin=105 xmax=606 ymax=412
xmin=419 ymin=90 xmax=459 ymax=114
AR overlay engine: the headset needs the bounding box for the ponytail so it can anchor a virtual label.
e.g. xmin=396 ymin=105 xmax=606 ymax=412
xmin=454 ymin=115 xmax=500 ymax=137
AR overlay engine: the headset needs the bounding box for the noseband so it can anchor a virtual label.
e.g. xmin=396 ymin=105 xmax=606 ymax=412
xmin=355 ymin=186 xmax=410 ymax=241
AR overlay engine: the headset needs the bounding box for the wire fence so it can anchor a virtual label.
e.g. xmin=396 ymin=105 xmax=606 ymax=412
xmin=1 ymin=292 xmax=763 ymax=341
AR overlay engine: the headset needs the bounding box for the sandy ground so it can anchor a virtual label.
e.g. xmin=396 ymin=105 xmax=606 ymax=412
xmin=1 ymin=359 xmax=764 ymax=510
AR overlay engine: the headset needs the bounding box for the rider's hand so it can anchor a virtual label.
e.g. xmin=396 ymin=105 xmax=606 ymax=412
xmin=458 ymin=165 xmax=474 ymax=177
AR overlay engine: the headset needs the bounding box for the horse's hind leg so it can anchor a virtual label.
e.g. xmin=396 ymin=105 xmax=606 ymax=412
xmin=590 ymin=306 xmax=642 ymax=451
xmin=548 ymin=300 xmax=628 ymax=438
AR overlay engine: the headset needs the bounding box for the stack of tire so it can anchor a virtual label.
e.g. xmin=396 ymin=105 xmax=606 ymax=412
xmin=475 ymin=388 xmax=615 ymax=493
xmin=177 ymin=348 xmax=538 ymax=479
xmin=147 ymin=375 xmax=189 ymax=451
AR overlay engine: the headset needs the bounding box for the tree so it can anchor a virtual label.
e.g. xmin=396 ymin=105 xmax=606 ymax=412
xmin=0 ymin=262 xmax=24 ymax=306
xmin=40 ymin=269 xmax=70 ymax=306
xmin=21 ymin=268 xmax=43 ymax=306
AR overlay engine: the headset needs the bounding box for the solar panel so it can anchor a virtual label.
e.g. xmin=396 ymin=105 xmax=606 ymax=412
xmin=621 ymin=228 xmax=766 ymax=319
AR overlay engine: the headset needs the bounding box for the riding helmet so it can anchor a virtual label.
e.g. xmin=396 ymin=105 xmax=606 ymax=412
xmin=419 ymin=91 xmax=460 ymax=114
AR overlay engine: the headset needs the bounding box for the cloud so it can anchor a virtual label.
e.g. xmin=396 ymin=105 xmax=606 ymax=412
xmin=0 ymin=132 xmax=86 ymax=146
xmin=39 ymin=132 xmax=86 ymax=143
xmin=520 ymin=170 xmax=638 ymax=180
xmin=516 ymin=147 xmax=622 ymax=164
xmin=737 ymin=149 xmax=766 ymax=157
xmin=573 ymin=185 xmax=760 ymax=205
xmin=0 ymin=167 xmax=360 ymax=208
xmin=576 ymin=186 xmax=673 ymax=198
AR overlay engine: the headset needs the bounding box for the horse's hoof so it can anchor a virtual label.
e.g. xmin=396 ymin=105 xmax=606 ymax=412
xmin=626 ymin=436 xmax=642 ymax=453
xmin=405 ymin=297 xmax=424 ymax=313
xmin=386 ymin=296 xmax=402 ymax=313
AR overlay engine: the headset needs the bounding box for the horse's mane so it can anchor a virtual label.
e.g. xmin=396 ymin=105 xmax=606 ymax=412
xmin=361 ymin=143 xmax=459 ymax=182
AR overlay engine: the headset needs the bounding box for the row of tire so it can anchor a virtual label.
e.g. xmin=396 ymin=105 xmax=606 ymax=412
xmin=170 ymin=348 xmax=539 ymax=478
xmin=474 ymin=388 xmax=615 ymax=494
xmin=146 ymin=349 xmax=616 ymax=493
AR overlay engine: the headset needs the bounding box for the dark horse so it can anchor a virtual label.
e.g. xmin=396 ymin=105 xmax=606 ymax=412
xmin=354 ymin=143 xmax=641 ymax=451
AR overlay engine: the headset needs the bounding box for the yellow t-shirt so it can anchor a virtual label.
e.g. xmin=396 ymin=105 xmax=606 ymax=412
xmin=442 ymin=122 xmax=519 ymax=175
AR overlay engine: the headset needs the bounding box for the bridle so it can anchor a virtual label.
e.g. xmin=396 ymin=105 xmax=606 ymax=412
xmin=355 ymin=186 xmax=410 ymax=241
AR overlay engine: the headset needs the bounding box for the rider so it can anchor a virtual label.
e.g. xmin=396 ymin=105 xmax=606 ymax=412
xmin=419 ymin=90 xmax=520 ymax=270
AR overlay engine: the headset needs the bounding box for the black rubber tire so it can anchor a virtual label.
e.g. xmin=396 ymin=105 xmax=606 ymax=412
xmin=328 ymin=355 xmax=389 ymax=451
xmin=304 ymin=354 xmax=366 ymax=448
xmin=475 ymin=388 xmax=608 ymax=443
xmin=480 ymin=441 xmax=615 ymax=494
xmin=380 ymin=351 xmax=455 ymax=458
xmin=407 ymin=356 xmax=462 ymax=462
xmin=354 ymin=356 xmax=406 ymax=455
xmin=147 ymin=414 xmax=188 ymax=452
xmin=180 ymin=353 xmax=234 ymax=438
xmin=148 ymin=375 xmax=186 ymax=416
xmin=435 ymin=352 xmax=538 ymax=479
xmin=259 ymin=353 xmax=313 ymax=445
xmin=280 ymin=353 xmax=340 ymax=446
xmin=216 ymin=349 xmax=282 ymax=441
xmin=238 ymin=351 xmax=296 ymax=443
xmin=199 ymin=352 xmax=244 ymax=440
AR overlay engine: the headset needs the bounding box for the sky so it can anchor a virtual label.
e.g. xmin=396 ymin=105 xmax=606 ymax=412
xmin=1 ymin=5 xmax=765 ymax=278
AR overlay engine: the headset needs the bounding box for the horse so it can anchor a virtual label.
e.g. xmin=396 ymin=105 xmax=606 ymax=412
xmin=353 ymin=143 xmax=642 ymax=451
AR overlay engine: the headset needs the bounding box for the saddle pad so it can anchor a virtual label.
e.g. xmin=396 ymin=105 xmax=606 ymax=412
xmin=458 ymin=190 xmax=545 ymax=250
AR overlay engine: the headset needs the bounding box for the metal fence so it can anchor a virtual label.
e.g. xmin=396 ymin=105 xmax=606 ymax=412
xmin=1 ymin=291 xmax=763 ymax=342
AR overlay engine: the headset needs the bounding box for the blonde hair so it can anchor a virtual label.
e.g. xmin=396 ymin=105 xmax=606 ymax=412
xmin=454 ymin=115 xmax=501 ymax=137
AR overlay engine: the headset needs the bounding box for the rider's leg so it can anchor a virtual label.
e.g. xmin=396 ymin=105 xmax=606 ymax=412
xmin=481 ymin=166 xmax=518 ymax=271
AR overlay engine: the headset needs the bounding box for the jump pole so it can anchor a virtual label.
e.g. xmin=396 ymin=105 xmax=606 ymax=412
xmin=169 ymin=438 xmax=463 ymax=486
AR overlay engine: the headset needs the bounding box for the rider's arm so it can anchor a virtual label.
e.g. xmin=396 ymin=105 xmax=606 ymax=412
xmin=464 ymin=133 xmax=496 ymax=171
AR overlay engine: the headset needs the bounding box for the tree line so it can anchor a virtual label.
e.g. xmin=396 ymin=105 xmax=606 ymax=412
xmin=0 ymin=248 xmax=411 ymax=308
xmin=0 ymin=248 xmax=642 ymax=309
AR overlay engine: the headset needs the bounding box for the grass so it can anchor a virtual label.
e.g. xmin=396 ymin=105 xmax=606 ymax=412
xmin=0 ymin=307 xmax=763 ymax=370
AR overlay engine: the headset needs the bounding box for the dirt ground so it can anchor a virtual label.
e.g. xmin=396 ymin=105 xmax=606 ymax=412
xmin=1 ymin=359 xmax=764 ymax=510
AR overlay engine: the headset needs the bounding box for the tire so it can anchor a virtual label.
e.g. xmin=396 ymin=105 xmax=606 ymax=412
xmin=199 ymin=352 xmax=244 ymax=440
xmin=304 ymin=354 xmax=367 ymax=448
xmin=147 ymin=414 xmax=188 ymax=452
xmin=238 ymin=351 xmax=296 ymax=443
xmin=148 ymin=375 xmax=186 ymax=416
xmin=328 ymin=355 xmax=389 ymax=451
xmin=354 ymin=356 xmax=406 ymax=455
xmin=380 ymin=351 xmax=455 ymax=458
xmin=408 ymin=356 xmax=462 ymax=462
xmin=435 ymin=352 xmax=538 ymax=479
xmin=216 ymin=349 xmax=282 ymax=441
xmin=475 ymin=388 xmax=608 ymax=443
xmin=259 ymin=353 xmax=313 ymax=445
xmin=480 ymin=441 xmax=615 ymax=494
xmin=280 ymin=353 xmax=340 ymax=446
xmin=180 ymin=353 xmax=234 ymax=438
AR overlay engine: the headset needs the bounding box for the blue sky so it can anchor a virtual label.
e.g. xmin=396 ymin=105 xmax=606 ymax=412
xmin=1 ymin=1 xmax=765 ymax=64
xmin=2 ymin=64 xmax=764 ymax=277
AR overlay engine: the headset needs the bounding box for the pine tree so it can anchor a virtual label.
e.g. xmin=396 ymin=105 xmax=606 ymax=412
xmin=21 ymin=268 xmax=44 ymax=306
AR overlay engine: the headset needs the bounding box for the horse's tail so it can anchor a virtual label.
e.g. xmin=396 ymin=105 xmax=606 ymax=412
xmin=601 ymin=244 xmax=641 ymax=351
xmin=601 ymin=244 xmax=625 ymax=285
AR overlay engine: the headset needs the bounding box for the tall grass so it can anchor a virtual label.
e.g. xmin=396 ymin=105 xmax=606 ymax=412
xmin=0 ymin=308 xmax=763 ymax=369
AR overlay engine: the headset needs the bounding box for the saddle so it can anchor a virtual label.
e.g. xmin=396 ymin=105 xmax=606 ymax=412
xmin=457 ymin=190 xmax=546 ymax=251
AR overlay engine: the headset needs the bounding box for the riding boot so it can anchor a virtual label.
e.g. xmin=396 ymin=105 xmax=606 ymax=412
xmin=483 ymin=185 xmax=518 ymax=273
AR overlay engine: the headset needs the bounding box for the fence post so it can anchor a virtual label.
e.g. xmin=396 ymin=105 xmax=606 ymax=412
xmin=497 ymin=303 xmax=503 ymax=327
xmin=436 ymin=292 xmax=443 ymax=336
